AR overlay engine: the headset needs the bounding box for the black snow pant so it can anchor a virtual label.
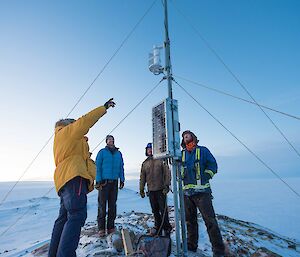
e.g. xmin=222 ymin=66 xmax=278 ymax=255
xmin=184 ymin=192 xmax=225 ymax=256
xmin=149 ymin=190 xmax=172 ymax=235
xmin=97 ymin=180 xmax=118 ymax=231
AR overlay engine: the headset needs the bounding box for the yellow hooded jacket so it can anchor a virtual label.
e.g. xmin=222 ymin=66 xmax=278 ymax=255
xmin=53 ymin=106 xmax=107 ymax=194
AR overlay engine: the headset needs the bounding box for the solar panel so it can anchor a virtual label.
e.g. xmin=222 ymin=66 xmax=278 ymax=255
xmin=152 ymin=97 xmax=181 ymax=159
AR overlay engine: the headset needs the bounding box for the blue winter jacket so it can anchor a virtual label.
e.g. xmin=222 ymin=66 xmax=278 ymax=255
xmin=182 ymin=145 xmax=217 ymax=195
xmin=95 ymin=146 xmax=125 ymax=182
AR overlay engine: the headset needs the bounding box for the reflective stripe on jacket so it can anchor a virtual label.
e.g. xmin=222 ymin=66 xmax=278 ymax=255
xmin=181 ymin=146 xmax=217 ymax=195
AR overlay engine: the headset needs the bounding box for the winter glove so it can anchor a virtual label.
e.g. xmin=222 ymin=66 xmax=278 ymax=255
xmin=95 ymin=182 xmax=102 ymax=190
xmin=104 ymin=98 xmax=116 ymax=109
xmin=162 ymin=186 xmax=169 ymax=195
xmin=140 ymin=189 xmax=145 ymax=198
xmin=95 ymin=181 xmax=107 ymax=191
xmin=119 ymin=181 xmax=124 ymax=189
xmin=204 ymin=169 xmax=215 ymax=179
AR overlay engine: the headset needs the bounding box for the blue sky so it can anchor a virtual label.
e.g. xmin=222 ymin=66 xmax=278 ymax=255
xmin=0 ymin=0 xmax=299 ymax=182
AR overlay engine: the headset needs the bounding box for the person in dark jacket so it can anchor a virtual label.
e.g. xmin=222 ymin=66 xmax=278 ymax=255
xmin=140 ymin=143 xmax=172 ymax=236
xmin=95 ymin=135 xmax=125 ymax=237
xmin=181 ymin=130 xmax=225 ymax=257
xmin=48 ymin=98 xmax=115 ymax=257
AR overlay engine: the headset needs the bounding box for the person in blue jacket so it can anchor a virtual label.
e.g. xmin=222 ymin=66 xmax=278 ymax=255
xmin=95 ymin=135 xmax=125 ymax=237
xmin=181 ymin=130 xmax=225 ymax=257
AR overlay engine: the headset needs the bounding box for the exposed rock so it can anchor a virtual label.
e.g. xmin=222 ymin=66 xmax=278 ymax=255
xmin=250 ymin=247 xmax=282 ymax=257
xmin=29 ymin=212 xmax=300 ymax=257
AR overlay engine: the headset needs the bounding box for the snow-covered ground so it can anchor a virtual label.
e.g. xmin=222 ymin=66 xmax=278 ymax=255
xmin=0 ymin=178 xmax=299 ymax=256
xmin=127 ymin=177 xmax=300 ymax=241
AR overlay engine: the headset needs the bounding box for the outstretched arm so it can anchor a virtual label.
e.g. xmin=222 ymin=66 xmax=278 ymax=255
xmin=60 ymin=98 xmax=116 ymax=139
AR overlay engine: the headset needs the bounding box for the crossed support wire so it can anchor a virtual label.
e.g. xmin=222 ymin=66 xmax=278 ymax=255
xmin=174 ymin=75 xmax=300 ymax=121
xmin=0 ymin=78 xmax=164 ymax=238
xmin=173 ymin=78 xmax=300 ymax=199
xmin=2 ymin=0 xmax=300 ymax=243
xmin=0 ymin=0 xmax=158 ymax=208
xmin=170 ymin=0 xmax=300 ymax=159
xmin=2 ymin=76 xmax=299 ymax=240
xmin=0 ymin=0 xmax=160 ymax=237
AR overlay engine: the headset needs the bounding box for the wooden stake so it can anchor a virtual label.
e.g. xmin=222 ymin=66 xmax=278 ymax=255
xmin=121 ymin=228 xmax=134 ymax=256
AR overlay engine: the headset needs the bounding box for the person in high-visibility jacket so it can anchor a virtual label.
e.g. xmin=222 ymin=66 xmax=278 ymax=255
xmin=181 ymin=130 xmax=225 ymax=257
xmin=48 ymin=98 xmax=115 ymax=257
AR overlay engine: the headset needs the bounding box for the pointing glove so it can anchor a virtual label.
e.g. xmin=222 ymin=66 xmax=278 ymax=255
xmin=104 ymin=98 xmax=116 ymax=109
xmin=95 ymin=181 xmax=107 ymax=191
xmin=162 ymin=186 xmax=169 ymax=195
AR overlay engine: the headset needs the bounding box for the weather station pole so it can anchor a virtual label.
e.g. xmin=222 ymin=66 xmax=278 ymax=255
xmin=149 ymin=1 xmax=188 ymax=255
xmin=163 ymin=0 xmax=188 ymax=256
xmin=163 ymin=0 xmax=173 ymax=100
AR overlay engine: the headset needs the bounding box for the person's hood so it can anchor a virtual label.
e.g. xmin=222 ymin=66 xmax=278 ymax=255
xmin=181 ymin=130 xmax=199 ymax=149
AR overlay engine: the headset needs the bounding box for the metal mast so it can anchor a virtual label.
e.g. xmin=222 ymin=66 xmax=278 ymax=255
xmin=163 ymin=0 xmax=187 ymax=256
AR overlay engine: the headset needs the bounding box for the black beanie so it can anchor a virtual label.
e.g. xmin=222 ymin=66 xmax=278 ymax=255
xmin=106 ymin=135 xmax=114 ymax=143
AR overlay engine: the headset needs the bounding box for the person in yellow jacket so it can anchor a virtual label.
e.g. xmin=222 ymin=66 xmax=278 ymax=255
xmin=48 ymin=98 xmax=115 ymax=257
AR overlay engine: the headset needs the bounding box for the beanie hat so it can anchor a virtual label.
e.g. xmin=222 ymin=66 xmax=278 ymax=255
xmin=145 ymin=143 xmax=152 ymax=156
xmin=55 ymin=118 xmax=76 ymax=128
xmin=106 ymin=135 xmax=114 ymax=143
xmin=145 ymin=143 xmax=152 ymax=149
